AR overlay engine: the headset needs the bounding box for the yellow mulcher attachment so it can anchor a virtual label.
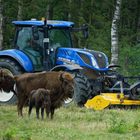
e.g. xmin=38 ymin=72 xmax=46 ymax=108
xmin=85 ymin=93 xmax=140 ymax=110
xmin=85 ymin=81 xmax=140 ymax=110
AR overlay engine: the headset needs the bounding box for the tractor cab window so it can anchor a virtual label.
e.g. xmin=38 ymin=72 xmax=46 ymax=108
xmin=47 ymin=29 xmax=72 ymax=68
xmin=16 ymin=27 xmax=43 ymax=51
xmin=49 ymin=29 xmax=72 ymax=49
xmin=16 ymin=27 xmax=44 ymax=71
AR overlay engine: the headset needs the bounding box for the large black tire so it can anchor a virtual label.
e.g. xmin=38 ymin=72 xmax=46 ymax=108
xmin=0 ymin=58 xmax=23 ymax=104
xmin=74 ymin=73 xmax=93 ymax=107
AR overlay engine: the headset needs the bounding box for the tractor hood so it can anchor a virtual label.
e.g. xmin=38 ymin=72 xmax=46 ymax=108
xmin=56 ymin=48 xmax=109 ymax=71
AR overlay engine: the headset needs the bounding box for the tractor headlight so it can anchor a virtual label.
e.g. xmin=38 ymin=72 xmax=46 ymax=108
xmin=91 ymin=57 xmax=99 ymax=69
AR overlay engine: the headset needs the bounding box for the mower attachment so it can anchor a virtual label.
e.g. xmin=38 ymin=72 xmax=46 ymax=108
xmin=85 ymin=93 xmax=140 ymax=110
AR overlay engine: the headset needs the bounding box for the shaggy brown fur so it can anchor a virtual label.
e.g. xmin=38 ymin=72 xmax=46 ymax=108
xmin=0 ymin=69 xmax=74 ymax=117
xmin=8 ymin=71 xmax=74 ymax=116
xmin=0 ymin=69 xmax=16 ymax=94
xmin=28 ymin=88 xmax=51 ymax=119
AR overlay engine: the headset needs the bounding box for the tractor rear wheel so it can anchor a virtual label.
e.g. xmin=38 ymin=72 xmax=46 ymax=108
xmin=74 ymin=73 xmax=93 ymax=106
xmin=0 ymin=58 xmax=23 ymax=104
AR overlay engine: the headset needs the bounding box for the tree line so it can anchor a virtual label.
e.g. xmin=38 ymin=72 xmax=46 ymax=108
xmin=0 ymin=0 xmax=140 ymax=76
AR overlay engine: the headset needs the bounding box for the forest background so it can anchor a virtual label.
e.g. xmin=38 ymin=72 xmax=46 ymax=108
xmin=0 ymin=0 xmax=140 ymax=76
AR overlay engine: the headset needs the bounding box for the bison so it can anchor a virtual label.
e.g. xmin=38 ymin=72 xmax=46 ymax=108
xmin=0 ymin=70 xmax=74 ymax=117
xmin=28 ymin=88 xmax=51 ymax=119
xmin=0 ymin=69 xmax=16 ymax=94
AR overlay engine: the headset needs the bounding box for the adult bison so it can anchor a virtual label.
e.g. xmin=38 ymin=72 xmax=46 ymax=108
xmin=10 ymin=71 xmax=74 ymax=116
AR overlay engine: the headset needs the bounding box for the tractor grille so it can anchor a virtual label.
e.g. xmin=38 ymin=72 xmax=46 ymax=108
xmin=85 ymin=50 xmax=107 ymax=68
xmin=77 ymin=52 xmax=91 ymax=66
xmin=92 ymin=51 xmax=107 ymax=68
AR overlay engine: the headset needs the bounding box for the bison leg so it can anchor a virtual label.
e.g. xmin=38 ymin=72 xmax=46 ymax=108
xmin=50 ymin=107 xmax=55 ymax=119
xmin=41 ymin=107 xmax=44 ymax=119
xmin=17 ymin=105 xmax=22 ymax=116
xmin=45 ymin=106 xmax=50 ymax=118
xmin=28 ymin=104 xmax=33 ymax=117
xmin=17 ymin=96 xmax=27 ymax=116
xmin=36 ymin=107 xmax=40 ymax=119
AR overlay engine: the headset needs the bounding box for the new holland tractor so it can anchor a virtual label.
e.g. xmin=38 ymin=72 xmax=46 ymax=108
xmin=0 ymin=18 xmax=140 ymax=108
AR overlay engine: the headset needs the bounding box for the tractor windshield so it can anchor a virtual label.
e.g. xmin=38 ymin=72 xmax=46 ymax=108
xmin=49 ymin=29 xmax=72 ymax=49
xmin=16 ymin=27 xmax=72 ymax=50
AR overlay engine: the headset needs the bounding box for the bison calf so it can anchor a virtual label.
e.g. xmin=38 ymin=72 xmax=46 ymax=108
xmin=28 ymin=88 xmax=51 ymax=119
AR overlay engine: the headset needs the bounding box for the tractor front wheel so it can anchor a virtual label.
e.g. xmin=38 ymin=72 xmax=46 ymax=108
xmin=74 ymin=73 xmax=92 ymax=106
xmin=0 ymin=58 xmax=23 ymax=104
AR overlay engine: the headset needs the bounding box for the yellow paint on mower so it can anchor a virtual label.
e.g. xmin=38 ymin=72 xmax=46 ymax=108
xmin=85 ymin=93 xmax=140 ymax=110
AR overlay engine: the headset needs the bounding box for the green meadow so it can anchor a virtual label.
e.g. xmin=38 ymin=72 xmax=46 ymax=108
xmin=0 ymin=104 xmax=140 ymax=140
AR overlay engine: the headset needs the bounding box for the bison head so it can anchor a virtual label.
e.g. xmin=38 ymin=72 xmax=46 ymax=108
xmin=0 ymin=69 xmax=15 ymax=92
xmin=59 ymin=72 xmax=74 ymax=98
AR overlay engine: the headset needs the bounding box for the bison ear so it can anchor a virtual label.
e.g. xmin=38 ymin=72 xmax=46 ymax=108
xmin=59 ymin=72 xmax=74 ymax=82
xmin=14 ymin=75 xmax=21 ymax=81
xmin=14 ymin=75 xmax=18 ymax=81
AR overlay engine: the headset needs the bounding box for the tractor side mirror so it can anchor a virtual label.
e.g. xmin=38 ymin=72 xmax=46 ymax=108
xmin=82 ymin=24 xmax=89 ymax=39
xmin=32 ymin=26 xmax=39 ymax=40
xmin=71 ymin=24 xmax=89 ymax=39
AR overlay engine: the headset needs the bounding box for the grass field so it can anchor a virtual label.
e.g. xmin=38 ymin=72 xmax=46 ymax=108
xmin=0 ymin=104 xmax=140 ymax=140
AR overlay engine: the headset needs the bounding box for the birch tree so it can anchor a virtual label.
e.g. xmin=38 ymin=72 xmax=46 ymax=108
xmin=111 ymin=0 xmax=122 ymax=65
xmin=0 ymin=0 xmax=3 ymax=50
xmin=67 ymin=0 xmax=72 ymax=21
xmin=17 ymin=0 xmax=23 ymax=20
xmin=46 ymin=0 xmax=54 ymax=19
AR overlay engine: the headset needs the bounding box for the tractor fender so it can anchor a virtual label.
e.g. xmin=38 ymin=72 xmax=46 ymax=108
xmin=50 ymin=64 xmax=83 ymax=72
xmin=0 ymin=49 xmax=33 ymax=72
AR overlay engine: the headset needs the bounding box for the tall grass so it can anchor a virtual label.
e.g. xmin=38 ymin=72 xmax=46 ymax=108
xmin=0 ymin=104 xmax=140 ymax=140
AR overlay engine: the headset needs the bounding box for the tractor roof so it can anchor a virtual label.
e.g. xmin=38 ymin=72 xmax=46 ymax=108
xmin=12 ymin=20 xmax=74 ymax=28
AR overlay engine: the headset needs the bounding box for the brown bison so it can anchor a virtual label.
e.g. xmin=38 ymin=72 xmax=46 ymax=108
xmin=28 ymin=88 xmax=51 ymax=119
xmin=0 ymin=70 xmax=74 ymax=116
xmin=0 ymin=69 xmax=16 ymax=94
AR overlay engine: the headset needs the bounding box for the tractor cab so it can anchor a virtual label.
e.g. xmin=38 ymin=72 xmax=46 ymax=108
xmin=13 ymin=19 xmax=74 ymax=71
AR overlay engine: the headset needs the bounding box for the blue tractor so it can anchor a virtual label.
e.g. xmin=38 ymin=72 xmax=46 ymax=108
xmin=0 ymin=19 xmax=115 ymax=106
